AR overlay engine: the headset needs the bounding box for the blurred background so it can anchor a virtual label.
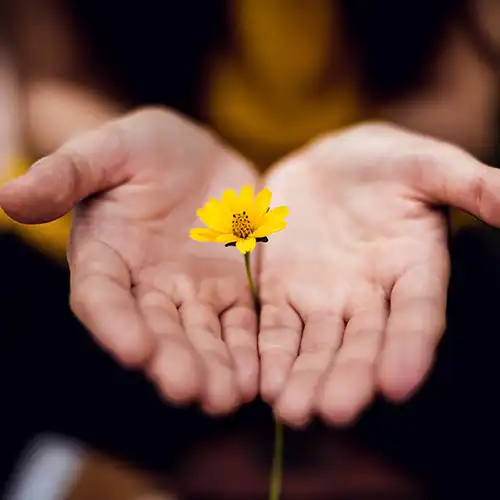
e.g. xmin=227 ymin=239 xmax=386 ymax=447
xmin=2 ymin=1 xmax=500 ymax=498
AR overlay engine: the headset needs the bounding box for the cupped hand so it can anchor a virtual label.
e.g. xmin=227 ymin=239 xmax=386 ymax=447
xmin=0 ymin=108 xmax=259 ymax=414
xmin=259 ymin=123 xmax=500 ymax=427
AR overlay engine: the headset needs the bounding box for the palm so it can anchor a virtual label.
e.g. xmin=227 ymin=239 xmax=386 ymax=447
xmin=259 ymin=124 xmax=495 ymax=427
xmin=54 ymin=110 xmax=259 ymax=413
xmin=4 ymin=117 xmax=500 ymax=422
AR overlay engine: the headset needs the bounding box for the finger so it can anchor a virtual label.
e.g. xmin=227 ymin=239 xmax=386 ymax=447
xmin=316 ymin=297 xmax=387 ymax=426
xmin=180 ymin=301 xmax=240 ymax=415
xmin=221 ymin=303 xmax=259 ymax=403
xmin=259 ymin=303 xmax=303 ymax=403
xmin=138 ymin=290 xmax=204 ymax=405
xmin=410 ymin=147 xmax=500 ymax=226
xmin=377 ymin=259 xmax=448 ymax=402
xmin=70 ymin=241 xmax=155 ymax=368
xmin=0 ymin=124 xmax=129 ymax=224
xmin=275 ymin=312 xmax=344 ymax=428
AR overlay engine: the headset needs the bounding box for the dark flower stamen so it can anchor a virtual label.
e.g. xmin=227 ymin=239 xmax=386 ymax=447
xmin=231 ymin=211 xmax=252 ymax=238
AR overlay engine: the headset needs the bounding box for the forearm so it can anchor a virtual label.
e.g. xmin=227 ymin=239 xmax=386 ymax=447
xmin=374 ymin=22 xmax=498 ymax=158
xmin=9 ymin=0 xmax=123 ymax=156
xmin=25 ymin=80 xmax=122 ymax=156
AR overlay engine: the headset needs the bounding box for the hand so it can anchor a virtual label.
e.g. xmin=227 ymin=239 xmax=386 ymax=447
xmin=259 ymin=123 xmax=500 ymax=427
xmin=0 ymin=108 xmax=259 ymax=414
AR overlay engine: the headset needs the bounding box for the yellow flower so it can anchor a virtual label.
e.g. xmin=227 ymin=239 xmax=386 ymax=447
xmin=190 ymin=186 xmax=289 ymax=254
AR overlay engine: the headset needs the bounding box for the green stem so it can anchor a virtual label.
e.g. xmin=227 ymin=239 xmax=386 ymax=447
xmin=269 ymin=419 xmax=284 ymax=500
xmin=243 ymin=252 xmax=284 ymax=500
xmin=244 ymin=252 xmax=259 ymax=309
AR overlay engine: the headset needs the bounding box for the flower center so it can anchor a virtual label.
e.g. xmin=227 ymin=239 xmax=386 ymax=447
xmin=232 ymin=211 xmax=252 ymax=238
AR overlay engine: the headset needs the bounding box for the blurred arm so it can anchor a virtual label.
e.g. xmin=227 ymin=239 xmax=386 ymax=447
xmin=9 ymin=0 xmax=123 ymax=156
xmin=376 ymin=15 xmax=498 ymax=158
xmin=2 ymin=0 xmax=122 ymax=258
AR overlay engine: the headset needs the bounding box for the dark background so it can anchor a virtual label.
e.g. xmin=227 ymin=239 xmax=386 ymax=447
xmin=2 ymin=1 xmax=500 ymax=497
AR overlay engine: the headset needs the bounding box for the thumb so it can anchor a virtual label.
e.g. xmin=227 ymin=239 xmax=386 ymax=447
xmin=0 ymin=126 xmax=130 ymax=224
xmin=411 ymin=147 xmax=500 ymax=226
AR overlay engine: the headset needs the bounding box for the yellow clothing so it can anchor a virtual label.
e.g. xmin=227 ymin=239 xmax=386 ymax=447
xmin=206 ymin=0 xmax=362 ymax=168
xmin=0 ymin=0 xmax=477 ymax=260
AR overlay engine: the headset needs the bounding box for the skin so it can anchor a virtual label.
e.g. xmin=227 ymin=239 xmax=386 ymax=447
xmin=2 ymin=111 xmax=500 ymax=426
xmin=10 ymin=1 xmax=498 ymax=160
xmin=2 ymin=0 xmax=499 ymax=426
xmin=259 ymin=123 xmax=500 ymax=426
xmin=1 ymin=109 xmax=260 ymax=415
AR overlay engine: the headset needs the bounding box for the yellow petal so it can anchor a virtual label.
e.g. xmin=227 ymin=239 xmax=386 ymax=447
xmin=210 ymin=197 xmax=234 ymax=218
xmin=239 ymin=185 xmax=254 ymax=208
xmin=190 ymin=228 xmax=221 ymax=242
xmin=197 ymin=199 xmax=231 ymax=232
xmin=222 ymin=189 xmax=241 ymax=213
xmin=253 ymin=221 xmax=287 ymax=238
xmin=236 ymin=237 xmax=256 ymax=254
xmin=260 ymin=205 xmax=289 ymax=226
xmin=216 ymin=233 xmax=238 ymax=243
xmin=254 ymin=188 xmax=272 ymax=217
